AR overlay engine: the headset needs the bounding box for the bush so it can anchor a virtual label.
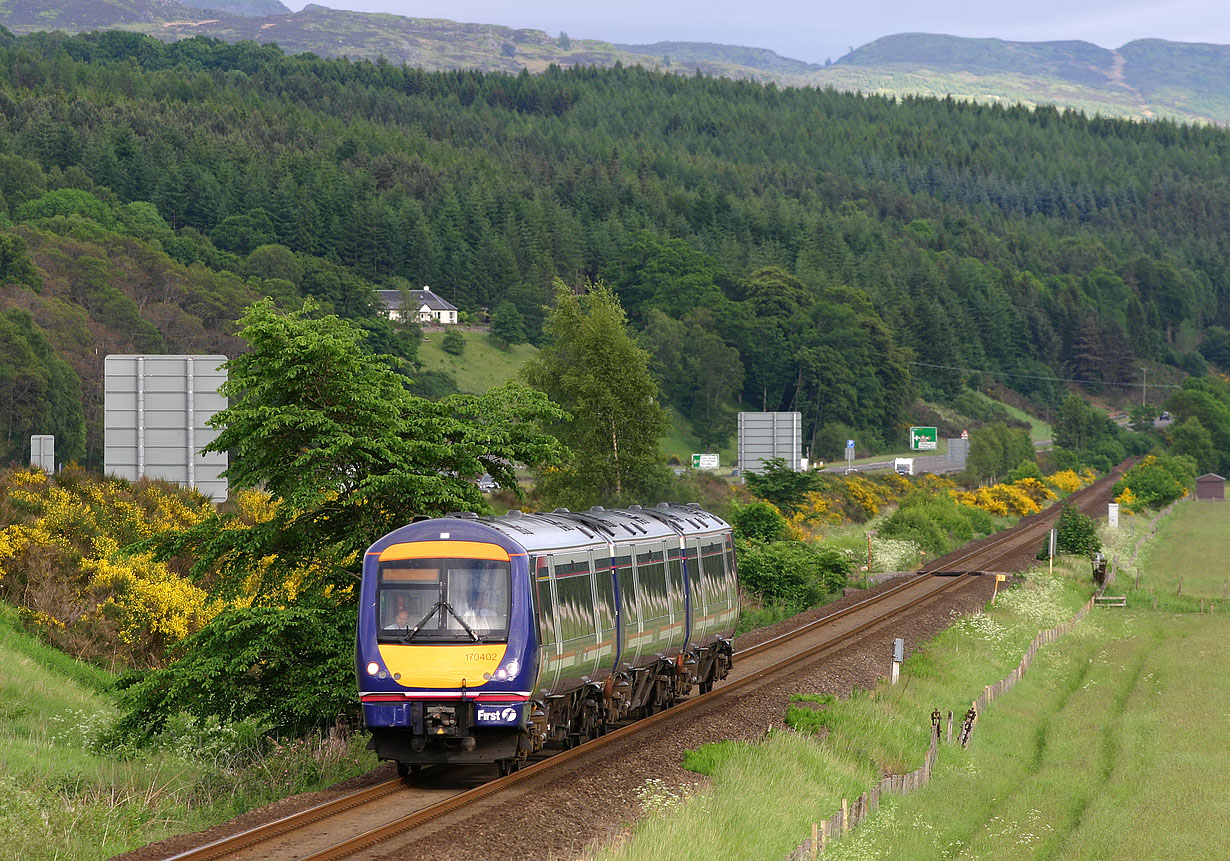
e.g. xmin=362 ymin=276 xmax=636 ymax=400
xmin=1112 ymin=454 xmax=1197 ymax=511
xmin=878 ymin=507 xmax=949 ymax=557
xmin=1056 ymin=502 xmax=1100 ymax=557
xmin=737 ymin=541 xmax=851 ymax=612
xmin=441 ymin=329 xmax=466 ymax=355
xmin=731 ymin=501 xmax=787 ymax=543
xmin=113 ymin=601 xmax=358 ymax=740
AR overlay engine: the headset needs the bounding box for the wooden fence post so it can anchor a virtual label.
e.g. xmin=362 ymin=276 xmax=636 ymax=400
xmin=1178 ymin=575 xmax=1184 ymax=597
xmin=841 ymin=798 xmax=849 ymax=834
xmin=810 ymin=823 xmax=818 ymax=861
xmin=820 ymin=820 xmax=828 ymax=851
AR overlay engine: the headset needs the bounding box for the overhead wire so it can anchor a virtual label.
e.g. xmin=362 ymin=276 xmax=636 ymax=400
xmin=908 ymin=361 xmax=1182 ymax=390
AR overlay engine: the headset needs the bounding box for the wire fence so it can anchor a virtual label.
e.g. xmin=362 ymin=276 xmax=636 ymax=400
xmin=783 ymin=594 xmax=1096 ymax=860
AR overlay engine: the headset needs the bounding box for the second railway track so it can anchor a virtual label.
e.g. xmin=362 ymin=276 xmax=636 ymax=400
xmin=165 ymin=464 xmax=1132 ymax=861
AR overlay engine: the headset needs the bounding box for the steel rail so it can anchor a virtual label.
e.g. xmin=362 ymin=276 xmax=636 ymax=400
xmin=165 ymin=779 xmax=408 ymax=861
xmin=302 ymin=574 xmax=976 ymax=860
xmin=923 ymin=457 xmax=1137 ymax=574
xmin=162 ymin=458 xmax=1138 ymax=860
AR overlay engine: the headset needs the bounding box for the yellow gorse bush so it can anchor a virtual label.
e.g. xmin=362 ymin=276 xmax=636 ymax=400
xmin=0 ymin=466 xmax=218 ymax=666
xmin=85 ymin=536 xmax=216 ymax=651
xmin=1011 ymin=477 xmax=1058 ymax=505
xmin=952 ymin=482 xmax=1043 ymax=517
xmin=1044 ymin=469 xmax=1083 ymax=494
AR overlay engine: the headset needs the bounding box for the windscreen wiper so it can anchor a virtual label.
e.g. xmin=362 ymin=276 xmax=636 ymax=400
xmin=441 ymin=601 xmax=481 ymax=642
xmin=401 ymin=601 xmax=442 ymax=643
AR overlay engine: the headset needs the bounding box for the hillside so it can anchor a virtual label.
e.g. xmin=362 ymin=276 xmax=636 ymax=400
xmin=4 ymin=0 xmax=1230 ymax=124
xmin=0 ymin=31 xmax=1226 ymax=471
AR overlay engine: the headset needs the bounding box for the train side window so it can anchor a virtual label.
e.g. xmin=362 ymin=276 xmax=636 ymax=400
xmin=592 ymin=553 xmax=617 ymax=635
xmin=614 ymin=552 xmax=637 ymax=623
xmin=534 ymin=556 xmax=558 ymax=647
xmin=685 ymin=545 xmax=703 ymax=612
xmin=701 ymin=541 xmax=726 ymax=607
xmin=554 ymin=553 xmax=596 ymax=642
xmin=666 ymin=546 xmax=685 ymax=618
xmin=635 ymin=545 xmax=668 ymax=620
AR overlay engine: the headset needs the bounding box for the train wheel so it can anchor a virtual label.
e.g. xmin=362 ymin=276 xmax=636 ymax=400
xmin=497 ymin=758 xmax=524 ymax=777
xmin=396 ymin=761 xmax=421 ymax=778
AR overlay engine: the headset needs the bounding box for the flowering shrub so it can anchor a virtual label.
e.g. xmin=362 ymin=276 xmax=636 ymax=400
xmin=869 ymin=536 xmax=921 ymax=572
xmin=1011 ymin=477 xmax=1057 ymax=506
xmin=951 ymin=483 xmax=1042 ymax=517
xmin=0 ymin=465 xmax=216 ymax=666
xmin=1044 ymin=469 xmax=1083 ymax=494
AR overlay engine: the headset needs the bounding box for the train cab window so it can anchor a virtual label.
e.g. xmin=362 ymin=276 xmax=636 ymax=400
xmin=377 ymin=557 xmax=511 ymax=642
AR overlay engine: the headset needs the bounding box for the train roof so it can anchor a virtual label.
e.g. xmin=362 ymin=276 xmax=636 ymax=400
xmin=386 ymin=503 xmax=731 ymax=556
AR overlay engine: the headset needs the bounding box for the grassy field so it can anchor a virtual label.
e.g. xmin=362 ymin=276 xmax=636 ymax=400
xmin=415 ymin=328 xmax=539 ymax=394
xmin=824 ymin=610 xmax=1229 ymax=859
xmin=1135 ymin=500 xmax=1230 ymax=601
xmin=594 ymin=503 xmax=1228 ymax=860
xmin=0 ymin=603 xmax=376 ymax=859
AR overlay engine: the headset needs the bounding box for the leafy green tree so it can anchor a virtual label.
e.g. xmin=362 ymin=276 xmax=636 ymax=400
xmin=1128 ymin=405 xmax=1160 ymax=433
xmin=145 ymin=298 xmax=565 ymax=600
xmin=489 ymin=299 xmax=527 ymax=345
xmin=523 ymin=281 xmax=669 ymax=507
xmin=0 ymin=309 xmax=86 ymax=465
xmin=1167 ymin=417 xmax=1216 ymax=474
xmin=744 ymin=457 xmax=823 ymax=514
xmin=15 ymin=188 xmax=115 ymax=227
xmin=967 ymin=422 xmax=1033 ymax=484
xmin=0 ymin=233 xmax=40 ymax=288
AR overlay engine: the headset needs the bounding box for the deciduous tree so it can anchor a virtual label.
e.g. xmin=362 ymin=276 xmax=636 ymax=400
xmin=523 ymin=281 xmax=669 ymax=507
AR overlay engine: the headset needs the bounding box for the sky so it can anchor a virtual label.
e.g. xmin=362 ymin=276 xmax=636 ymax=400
xmin=282 ymin=0 xmax=1227 ymax=65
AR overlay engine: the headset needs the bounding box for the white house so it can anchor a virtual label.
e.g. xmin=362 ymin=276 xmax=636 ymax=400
xmin=376 ymin=287 xmax=459 ymax=325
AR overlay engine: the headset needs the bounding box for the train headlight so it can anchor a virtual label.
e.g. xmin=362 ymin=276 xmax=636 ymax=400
xmin=493 ymin=659 xmax=520 ymax=681
xmin=366 ymin=661 xmax=380 ymax=676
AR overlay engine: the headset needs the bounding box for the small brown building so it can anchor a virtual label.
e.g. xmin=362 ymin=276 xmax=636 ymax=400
xmin=1195 ymin=473 xmax=1225 ymax=501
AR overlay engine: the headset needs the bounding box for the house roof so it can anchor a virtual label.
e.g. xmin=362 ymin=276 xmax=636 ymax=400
xmin=376 ymin=288 xmax=458 ymax=313
xmin=1197 ymin=473 xmax=1226 ymax=481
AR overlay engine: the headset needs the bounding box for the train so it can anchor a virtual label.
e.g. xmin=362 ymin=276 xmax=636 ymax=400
xmin=356 ymin=503 xmax=739 ymax=776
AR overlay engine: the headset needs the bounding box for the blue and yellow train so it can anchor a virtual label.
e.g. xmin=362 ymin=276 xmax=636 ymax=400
xmin=356 ymin=503 xmax=738 ymax=776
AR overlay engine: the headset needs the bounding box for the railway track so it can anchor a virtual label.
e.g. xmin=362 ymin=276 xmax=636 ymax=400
xmin=164 ymin=464 xmax=1133 ymax=860
xmin=166 ymin=572 xmax=975 ymax=861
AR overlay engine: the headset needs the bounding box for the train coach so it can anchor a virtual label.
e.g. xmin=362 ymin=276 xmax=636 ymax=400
xmin=356 ymin=503 xmax=738 ymax=776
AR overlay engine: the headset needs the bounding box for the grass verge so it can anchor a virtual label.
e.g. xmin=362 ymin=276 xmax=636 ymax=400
xmin=0 ymin=604 xmax=378 ymax=859
xmin=592 ymin=559 xmax=1094 ymax=861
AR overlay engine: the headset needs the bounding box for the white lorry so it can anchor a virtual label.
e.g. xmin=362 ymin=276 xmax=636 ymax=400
xmin=893 ymin=457 xmax=914 ymax=476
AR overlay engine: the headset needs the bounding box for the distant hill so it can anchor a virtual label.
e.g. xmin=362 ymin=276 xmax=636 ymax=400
xmin=817 ymin=33 xmax=1230 ymax=125
xmin=178 ymin=0 xmax=290 ymax=18
xmin=3 ymin=1 xmax=1230 ymax=123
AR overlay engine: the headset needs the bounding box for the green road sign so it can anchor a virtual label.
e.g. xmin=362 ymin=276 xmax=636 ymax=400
xmin=909 ymin=426 xmax=938 ymax=451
